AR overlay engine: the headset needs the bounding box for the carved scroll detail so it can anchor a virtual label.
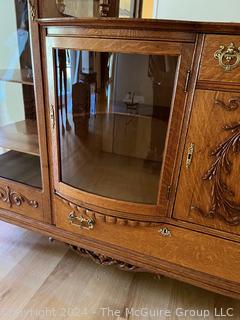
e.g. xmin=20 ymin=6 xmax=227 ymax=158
xmin=192 ymin=123 xmax=240 ymax=226
xmin=0 ymin=186 xmax=38 ymax=209
xmin=69 ymin=245 xmax=148 ymax=273
xmin=215 ymin=97 xmax=240 ymax=111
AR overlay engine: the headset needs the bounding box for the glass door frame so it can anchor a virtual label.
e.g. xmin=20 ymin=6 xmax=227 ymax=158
xmin=0 ymin=3 xmax=51 ymax=222
xmin=46 ymin=35 xmax=194 ymax=217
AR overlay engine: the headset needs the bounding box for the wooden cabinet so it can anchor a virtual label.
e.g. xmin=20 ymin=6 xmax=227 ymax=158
xmin=1 ymin=14 xmax=240 ymax=299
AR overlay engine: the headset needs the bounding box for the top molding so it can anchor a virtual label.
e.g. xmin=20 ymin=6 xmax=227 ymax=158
xmin=37 ymin=17 xmax=240 ymax=35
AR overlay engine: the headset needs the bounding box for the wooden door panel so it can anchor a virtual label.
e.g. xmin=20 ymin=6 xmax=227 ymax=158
xmin=174 ymin=90 xmax=240 ymax=234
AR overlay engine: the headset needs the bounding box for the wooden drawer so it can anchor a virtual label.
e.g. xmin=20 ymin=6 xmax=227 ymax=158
xmin=0 ymin=180 xmax=44 ymax=221
xmin=199 ymin=35 xmax=240 ymax=83
xmin=54 ymin=196 xmax=240 ymax=286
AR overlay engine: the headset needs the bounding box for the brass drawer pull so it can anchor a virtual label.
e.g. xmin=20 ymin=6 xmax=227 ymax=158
xmin=214 ymin=43 xmax=240 ymax=72
xmin=186 ymin=143 xmax=195 ymax=169
xmin=68 ymin=212 xmax=95 ymax=230
xmin=159 ymin=227 xmax=172 ymax=237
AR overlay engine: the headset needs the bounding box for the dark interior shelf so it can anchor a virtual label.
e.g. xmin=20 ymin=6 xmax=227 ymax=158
xmin=0 ymin=150 xmax=42 ymax=189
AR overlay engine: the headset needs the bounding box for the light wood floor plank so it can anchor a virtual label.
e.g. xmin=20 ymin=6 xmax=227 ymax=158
xmin=0 ymin=230 xmax=43 ymax=282
xmin=0 ymin=225 xmax=68 ymax=320
xmin=18 ymin=250 xmax=135 ymax=320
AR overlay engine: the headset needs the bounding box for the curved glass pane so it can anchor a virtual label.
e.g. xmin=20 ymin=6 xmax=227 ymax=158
xmin=55 ymin=49 xmax=178 ymax=204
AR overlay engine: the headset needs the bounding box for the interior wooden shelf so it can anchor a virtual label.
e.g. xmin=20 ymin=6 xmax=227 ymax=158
xmin=0 ymin=150 xmax=42 ymax=189
xmin=0 ymin=69 xmax=34 ymax=86
xmin=0 ymin=120 xmax=39 ymax=156
xmin=59 ymin=114 xmax=164 ymax=204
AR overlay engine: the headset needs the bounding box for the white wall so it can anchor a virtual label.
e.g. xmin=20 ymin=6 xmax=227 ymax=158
xmin=114 ymin=54 xmax=153 ymax=106
xmin=0 ymin=0 xmax=25 ymax=154
xmin=154 ymin=0 xmax=240 ymax=22
xmin=0 ymin=0 xmax=20 ymax=70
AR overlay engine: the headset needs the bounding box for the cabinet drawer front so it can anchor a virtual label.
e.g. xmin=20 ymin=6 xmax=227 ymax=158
xmin=0 ymin=181 xmax=44 ymax=221
xmin=199 ymin=35 xmax=240 ymax=83
xmin=54 ymin=196 xmax=240 ymax=284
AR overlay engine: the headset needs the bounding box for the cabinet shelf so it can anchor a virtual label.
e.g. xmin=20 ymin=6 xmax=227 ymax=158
xmin=62 ymin=150 xmax=162 ymax=204
xmin=0 ymin=150 xmax=41 ymax=189
xmin=0 ymin=120 xmax=39 ymax=156
xmin=0 ymin=69 xmax=34 ymax=86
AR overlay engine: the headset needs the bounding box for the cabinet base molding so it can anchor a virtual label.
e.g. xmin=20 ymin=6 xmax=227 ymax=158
xmin=0 ymin=208 xmax=239 ymax=300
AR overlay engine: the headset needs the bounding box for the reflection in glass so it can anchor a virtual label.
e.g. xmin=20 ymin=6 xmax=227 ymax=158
xmin=55 ymin=49 xmax=178 ymax=204
xmin=56 ymin=0 xmax=96 ymax=18
xmin=0 ymin=0 xmax=41 ymax=188
xmin=55 ymin=0 xmax=154 ymax=19
xmin=119 ymin=0 xmax=137 ymax=17
xmin=119 ymin=0 xmax=153 ymax=18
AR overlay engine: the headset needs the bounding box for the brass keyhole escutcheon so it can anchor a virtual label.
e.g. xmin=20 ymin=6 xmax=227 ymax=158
xmin=159 ymin=227 xmax=172 ymax=237
xmin=186 ymin=143 xmax=195 ymax=169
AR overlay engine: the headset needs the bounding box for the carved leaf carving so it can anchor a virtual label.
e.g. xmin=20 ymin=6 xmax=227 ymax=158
xmin=192 ymin=122 xmax=240 ymax=226
xmin=69 ymin=245 xmax=147 ymax=272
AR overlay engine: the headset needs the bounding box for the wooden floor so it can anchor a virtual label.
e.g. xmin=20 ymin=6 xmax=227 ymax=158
xmin=0 ymin=221 xmax=239 ymax=320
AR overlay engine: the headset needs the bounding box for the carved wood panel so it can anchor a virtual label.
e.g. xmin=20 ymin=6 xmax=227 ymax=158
xmin=0 ymin=181 xmax=43 ymax=221
xmin=173 ymin=90 xmax=240 ymax=234
xmin=0 ymin=185 xmax=38 ymax=209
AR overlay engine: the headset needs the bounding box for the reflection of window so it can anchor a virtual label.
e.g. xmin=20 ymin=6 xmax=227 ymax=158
xmin=119 ymin=0 xmax=133 ymax=17
xmin=119 ymin=0 xmax=142 ymax=18
xmin=56 ymin=0 xmax=95 ymax=17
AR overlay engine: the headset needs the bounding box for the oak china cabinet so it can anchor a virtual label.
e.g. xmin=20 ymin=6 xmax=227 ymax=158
xmin=1 ymin=0 xmax=240 ymax=300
